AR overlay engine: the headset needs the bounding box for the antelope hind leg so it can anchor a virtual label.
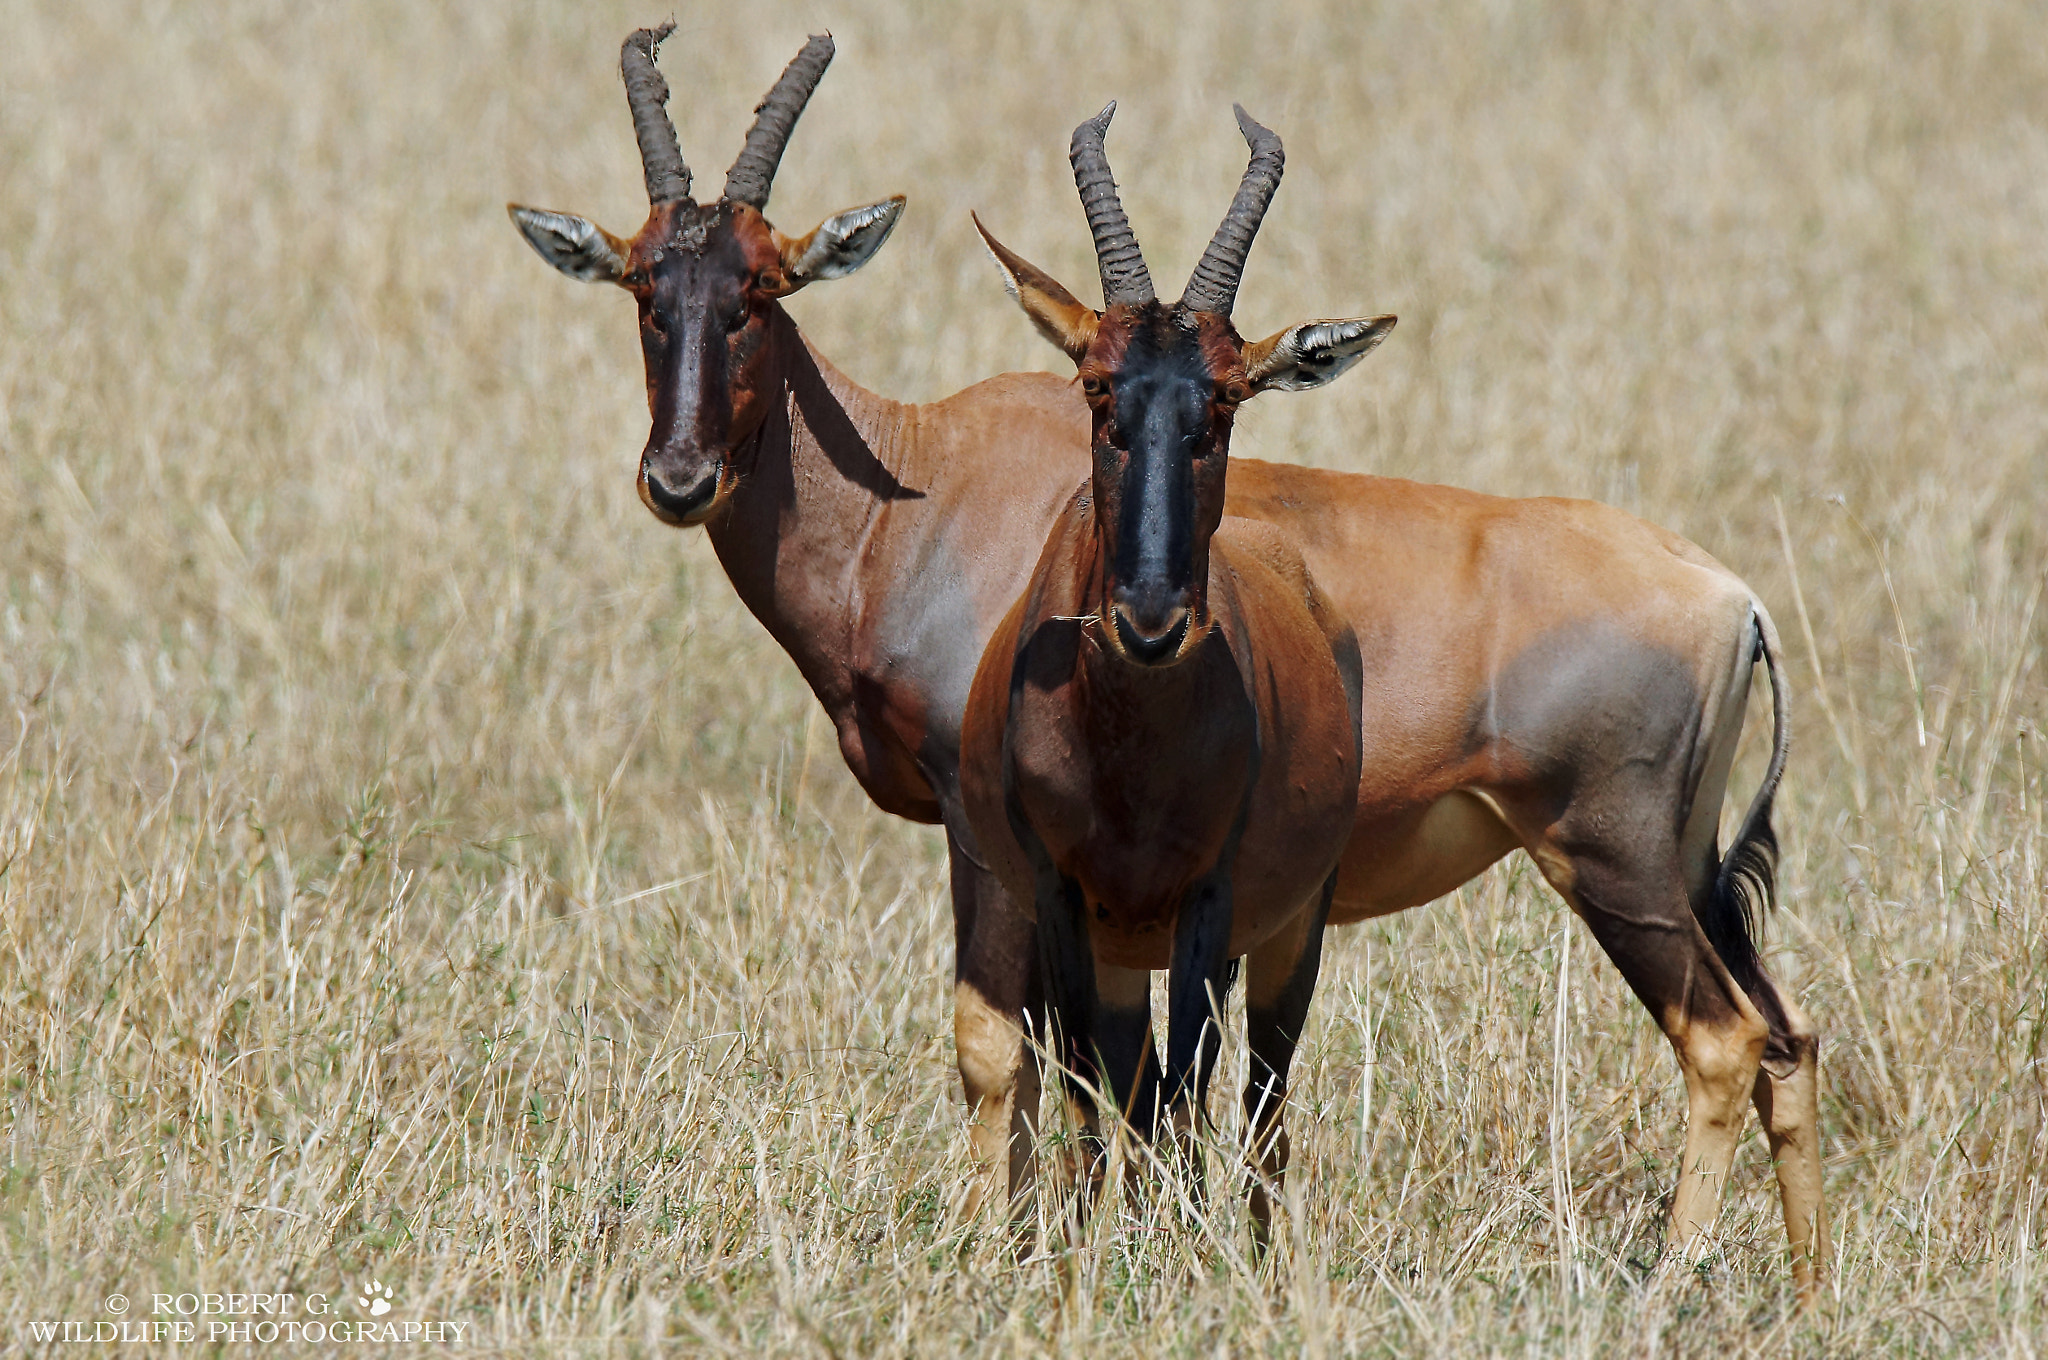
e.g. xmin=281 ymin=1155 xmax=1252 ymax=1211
xmin=1536 ymin=842 xmax=1768 ymax=1264
xmin=1749 ymin=977 xmax=1829 ymax=1302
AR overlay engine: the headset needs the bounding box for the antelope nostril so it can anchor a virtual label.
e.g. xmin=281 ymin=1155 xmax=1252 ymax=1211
xmin=643 ymin=465 xmax=719 ymax=521
xmin=1110 ymin=603 xmax=1190 ymax=665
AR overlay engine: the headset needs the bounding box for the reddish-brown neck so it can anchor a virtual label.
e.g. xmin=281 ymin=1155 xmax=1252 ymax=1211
xmin=701 ymin=307 xmax=917 ymax=704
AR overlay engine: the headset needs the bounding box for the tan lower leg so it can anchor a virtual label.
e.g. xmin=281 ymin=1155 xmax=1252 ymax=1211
xmin=1753 ymin=1013 xmax=1828 ymax=1302
xmin=1668 ymin=1008 xmax=1768 ymax=1256
xmin=955 ymin=980 xmax=1035 ymax=1221
xmin=1161 ymin=1097 xmax=1204 ymax=1210
xmin=1243 ymin=1097 xmax=1289 ymax=1244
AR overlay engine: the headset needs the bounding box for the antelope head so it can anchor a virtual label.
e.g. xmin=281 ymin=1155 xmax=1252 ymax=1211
xmin=975 ymin=104 xmax=1396 ymax=666
xmin=509 ymin=26 xmax=904 ymax=527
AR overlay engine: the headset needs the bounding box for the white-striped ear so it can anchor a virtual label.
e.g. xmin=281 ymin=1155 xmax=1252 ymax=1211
xmin=971 ymin=212 xmax=1099 ymax=363
xmin=508 ymin=205 xmax=630 ymax=284
xmin=775 ymin=196 xmax=906 ymax=287
xmin=1243 ymin=315 xmax=1397 ymax=392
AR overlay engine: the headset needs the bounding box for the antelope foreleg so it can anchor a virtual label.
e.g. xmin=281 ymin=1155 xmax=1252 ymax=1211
xmin=1241 ymin=874 xmax=1335 ymax=1250
xmin=1034 ymin=865 xmax=1102 ymax=1242
xmin=1095 ymin=961 xmax=1163 ymax=1147
xmin=947 ymin=835 xmax=1042 ymax=1226
xmin=1163 ymin=873 xmax=1237 ymax=1197
xmin=955 ymin=979 xmax=1038 ymax=1224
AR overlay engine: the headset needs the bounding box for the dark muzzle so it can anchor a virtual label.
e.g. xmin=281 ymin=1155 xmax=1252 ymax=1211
xmin=640 ymin=457 xmax=722 ymax=524
xmin=1109 ymin=586 xmax=1192 ymax=666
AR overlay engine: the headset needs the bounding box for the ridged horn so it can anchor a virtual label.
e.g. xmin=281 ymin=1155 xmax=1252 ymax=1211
xmin=1069 ymin=103 xmax=1154 ymax=306
xmin=723 ymin=33 xmax=834 ymax=209
xmin=1180 ymin=105 xmax=1285 ymax=316
xmin=621 ymin=25 xmax=692 ymax=205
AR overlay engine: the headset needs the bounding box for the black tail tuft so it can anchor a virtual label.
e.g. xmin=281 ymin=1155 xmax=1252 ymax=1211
xmin=1703 ymin=786 xmax=1777 ymax=994
xmin=1698 ymin=605 xmax=1790 ymax=1006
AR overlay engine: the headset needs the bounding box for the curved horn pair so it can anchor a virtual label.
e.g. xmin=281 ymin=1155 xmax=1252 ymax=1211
xmin=619 ymin=26 xmax=834 ymax=211
xmin=1069 ymin=103 xmax=1285 ymax=315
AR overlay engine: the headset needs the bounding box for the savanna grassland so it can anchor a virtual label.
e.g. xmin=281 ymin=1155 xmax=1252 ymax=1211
xmin=2 ymin=0 xmax=2044 ymax=1354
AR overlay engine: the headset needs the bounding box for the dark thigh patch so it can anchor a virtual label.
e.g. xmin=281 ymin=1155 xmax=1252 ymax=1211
xmin=1475 ymin=619 xmax=1703 ymax=801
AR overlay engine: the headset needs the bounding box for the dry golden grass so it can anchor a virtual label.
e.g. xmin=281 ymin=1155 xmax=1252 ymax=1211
xmin=2 ymin=0 xmax=2044 ymax=1353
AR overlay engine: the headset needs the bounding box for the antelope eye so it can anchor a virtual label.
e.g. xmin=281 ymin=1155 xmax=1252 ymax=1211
xmin=1080 ymin=375 xmax=1108 ymax=398
xmin=756 ymin=270 xmax=785 ymax=293
xmin=1221 ymin=380 xmax=1253 ymax=406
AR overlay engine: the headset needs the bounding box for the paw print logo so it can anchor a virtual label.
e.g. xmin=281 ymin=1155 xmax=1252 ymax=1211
xmin=357 ymin=1279 xmax=394 ymax=1316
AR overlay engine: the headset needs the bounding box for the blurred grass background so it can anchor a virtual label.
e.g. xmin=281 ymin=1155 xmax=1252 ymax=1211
xmin=1 ymin=0 xmax=2043 ymax=1352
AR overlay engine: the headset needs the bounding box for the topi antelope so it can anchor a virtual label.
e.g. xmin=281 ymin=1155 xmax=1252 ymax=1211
xmin=970 ymin=110 xmax=1822 ymax=1295
xmin=508 ymin=28 xmax=1825 ymax=1298
xmin=506 ymin=25 xmax=1122 ymax=1214
xmin=960 ymin=104 xmax=1376 ymax=1242
xmin=509 ymin=26 xmax=907 ymax=528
